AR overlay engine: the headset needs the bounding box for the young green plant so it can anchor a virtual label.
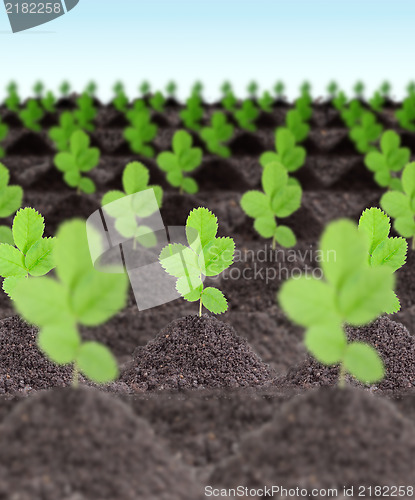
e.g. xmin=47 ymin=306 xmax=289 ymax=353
xmin=241 ymin=161 xmax=302 ymax=249
xmin=279 ymin=219 xmax=394 ymax=387
xmin=349 ymin=112 xmax=383 ymax=153
xmin=12 ymin=219 xmax=128 ymax=386
xmin=180 ymin=95 xmax=204 ymax=131
xmin=156 ymin=130 xmax=202 ymax=194
xmin=159 ymin=207 xmax=234 ymax=316
xmin=53 ymin=130 xmax=100 ymax=194
xmin=18 ymin=99 xmax=44 ymax=131
xmin=234 ymin=100 xmax=259 ymax=132
xmin=124 ymin=107 xmax=158 ymax=157
xmin=0 ymin=118 xmax=8 ymax=158
xmin=149 ymin=91 xmax=166 ymax=113
xmin=0 ymin=164 xmax=23 ymax=244
xmin=284 ymin=109 xmax=310 ymax=143
xmin=260 ymin=128 xmax=306 ymax=173
xmin=49 ymin=111 xmax=79 ymax=152
xmin=200 ymin=112 xmax=234 ymax=158
xmin=74 ymin=93 xmax=97 ymax=132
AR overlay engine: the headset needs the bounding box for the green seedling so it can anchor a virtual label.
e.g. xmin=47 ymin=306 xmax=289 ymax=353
xmin=54 ymin=130 xmax=100 ymax=194
xmin=358 ymin=207 xmax=407 ymax=313
xmin=260 ymin=128 xmax=306 ymax=173
xmin=157 ymin=130 xmax=201 ymax=194
xmin=407 ymin=81 xmax=415 ymax=96
xmin=327 ymin=81 xmax=338 ymax=98
xmin=381 ymin=162 xmax=415 ymax=250
xmin=0 ymin=118 xmax=8 ymax=158
xmin=274 ymin=81 xmax=285 ymax=99
xmin=139 ymin=81 xmax=151 ymax=96
xmin=294 ymin=94 xmax=312 ymax=121
xmin=5 ymin=89 xmax=20 ymax=113
xmin=33 ymin=81 xmax=44 ymax=98
xmin=7 ymin=81 xmax=17 ymax=94
xmin=241 ymin=161 xmax=302 ymax=249
xmin=159 ymin=207 xmax=234 ymax=316
xmin=332 ymin=91 xmax=348 ymax=112
xmin=221 ymin=91 xmax=237 ymax=112
xmin=349 ymin=112 xmax=383 ymax=153
xmin=380 ymin=81 xmax=391 ymax=97
xmin=285 ymin=109 xmax=310 ymax=143
xmin=19 ymin=99 xmax=44 ymax=131
xmin=0 ymin=163 xmax=23 ymax=244
xmin=180 ymin=95 xmax=204 ymax=131
xmin=124 ymin=107 xmax=158 ymax=157
xmin=221 ymin=81 xmax=232 ymax=96
xmin=59 ymin=81 xmax=71 ymax=97
xmin=126 ymin=99 xmax=148 ymax=118
xmin=341 ymin=99 xmax=364 ymax=128
xmin=85 ymin=81 xmax=97 ymax=97
xmin=49 ymin=111 xmax=79 ymax=152
xmin=369 ymin=91 xmax=384 ymax=112
xmin=102 ymin=161 xmax=163 ymax=247
xmin=191 ymin=81 xmax=203 ymax=98
xmin=166 ymin=81 xmax=177 ymax=97
xmin=234 ymin=99 xmax=259 ymax=132
xmin=41 ymin=91 xmax=56 ymax=113
xmin=113 ymin=89 xmax=129 ymax=113
xmin=200 ymin=112 xmax=234 ymax=158
xmin=353 ymin=80 xmax=365 ymax=98
xmin=364 ymin=130 xmax=410 ymax=190
xmin=300 ymin=81 xmax=312 ymax=97
xmin=247 ymin=81 xmax=259 ymax=98
xmin=74 ymin=93 xmax=97 ymax=132
xmin=113 ymin=81 xmax=125 ymax=95
xmin=279 ymin=219 xmax=394 ymax=387
xmin=12 ymin=219 xmax=128 ymax=386
xmin=395 ymin=94 xmax=415 ymax=131
xmin=258 ymin=91 xmax=274 ymax=113
xmin=149 ymin=91 xmax=166 ymax=113
xmin=0 ymin=208 xmax=55 ymax=298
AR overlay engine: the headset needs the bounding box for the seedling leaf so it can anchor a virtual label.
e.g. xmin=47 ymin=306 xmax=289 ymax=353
xmin=343 ymin=342 xmax=384 ymax=383
xmin=201 ymin=287 xmax=227 ymax=314
xmin=76 ymin=342 xmax=118 ymax=384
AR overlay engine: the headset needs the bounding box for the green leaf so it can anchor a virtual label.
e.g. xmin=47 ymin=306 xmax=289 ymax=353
xmin=254 ymin=215 xmax=277 ymax=238
xmin=338 ymin=267 xmax=394 ymax=325
xmin=79 ymin=177 xmax=96 ymax=194
xmin=344 ymin=342 xmax=384 ymax=384
xmin=394 ymin=216 xmax=415 ymax=238
xmin=101 ymin=190 xmax=128 ymax=217
xmin=70 ymin=129 xmax=90 ymax=156
xmin=166 ymin=170 xmax=183 ymax=188
xmin=262 ymin=162 xmax=288 ymax=199
xmin=181 ymin=148 xmax=202 ymax=172
xmin=2 ymin=276 xmax=23 ymax=299
xmin=364 ymin=151 xmax=386 ymax=173
xmin=54 ymin=152 xmax=76 ymax=172
xmin=78 ymin=148 xmax=100 ymax=172
xmin=0 ymin=244 xmax=27 ymax=277
xmin=401 ymin=162 xmax=415 ymax=198
xmin=279 ymin=277 xmax=340 ymax=328
xmin=371 ymin=237 xmax=407 ymax=272
xmin=200 ymin=237 xmax=235 ymax=276
xmin=71 ymin=269 xmax=128 ymax=326
xmin=25 ymin=237 xmax=55 ymax=276
xmin=12 ymin=208 xmax=45 ymax=254
xmin=122 ymin=162 xmax=150 ymax=194
xmin=358 ymin=207 xmax=390 ymax=255
xmin=0 ymin=226 xmax=13 ymax=245
xmin=176 ymin=275 xmax=203 ymax=301
xmin=320 ymin=219 xmax=367 ymax=289
xmin=76 ymin=341 xmax=118 ymax=383
xmin=13 ymin=277 xmax=74 ymax=327
xmin=0 ymin=186 xmax=23 ymax=218
xmin=201 ymin=287 xmax=228 ymax=314
xmin=0 ymin=163 xmax=10 ymax=188
xmin=381 ymin=191 xmax=411 ymax=219
xmin=384 ymin=289 xmax=401 ymax=314
xmin=305 ymin=325 xmax=347 ymax=365
xmin=64 ymin=171 xmax=81 ymax=188
xmin=157 ymin=152 xmax=178 ymax=172
xmin=182 ymin=177 xmax=199 ymax=194
xmin=173 ymin=130 xmax=192 ymax=156
xmin=159 ymin=244 xmax=200 ymax=278
xmin=259 ymin=151 xmax=279 ymax=168
xmin=271 ymin=184 xmax=302 ymax=218
xmin=240 ymin=190 xmax=271 ymax=218
xmin=38 ymin=325 xmax=81 ymax=365
xmin=380 ymin=130 xmax=399 ymax=155
xmin=274 ymin=225 xmax=296 ymax=247
xmin=186 ymin=207 xmax=218 ymax=253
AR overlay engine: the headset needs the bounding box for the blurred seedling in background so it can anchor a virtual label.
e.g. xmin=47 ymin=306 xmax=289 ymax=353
xmin=221 ymin=81 xmax=232 ymax=96
xmin=157 ymin=130 xmax=202 ymax=194
xmin=341 ymin=99 xmax=364 ymax=128
xmin=101 ymin=161 xmax=163 ymax=248
xmin=41 ymin=91 xmax=56 ymax=113
xmin=200 ymin=112 xmax=234 ymax=158
xmin=369 ymin=91 xmax=384 ymax=112
xmin=364 ymin=130 xmax=410 ymax=190
xmin=166 ymin=81 xmax=177 ymax=97
xmin=353 ymin=80 xmax=365 ymax=99
xmin=294 ymin=94 xmax=313 ymax=121
xmin=59 ymin=80 xmax=71 ymax=98
xmin=0 ymin=208 xmax=55 ymax=298
xmin=19 ymin=99 xmax=44 ymax=132
xmin=124 ymin=106 xmax=158 ymax=157
xmin=349 ymin=112 xmax=383 ymax=153
xmin=247 ymin=81 xmax=259 ymax=99
xmin=380 ymin=81 xmax=391 ymax=98
xmin=49 ymin=112 xmax=79 ymax=152
xmin=0 ymin=118 xmax=8 ymax=159
xmin=300 ymin=81 xmax=312 ymax=98
xmin=85 ymin=81 xmax=98 ymax=97
xmin=12 ymin=220 xmax=128 ymax=386
xmin=0 ymin=164 xmax=23 ymax=244
xmin=74 ymin=93 xmax=97 ymax=132
xmin=33 ymin=81 xmax=44 ymax=99
xmin=241 ymin=162 xmax=302 ymax=249
xmin=5 ymin=81 xmax=20 ymax=113
xmin=221 ymin=90 xmax=237 ymax=113
xmin=180 ymin=95 xmax=204 ymax=131
xmin=279 ymin=219 xmax=395 ymax=387
xmin=112 ymin=82 xmax=129 ymax=113
xmin=258 ymin=91 xmax=274 ymax=113
xmin=234 ymin=99 xmax=259 ymax=132
xmin=149 ymin=91 xmax=166 ymax=113
xmin=332 ymin=91 xmax=348 ymax=112
xmin=381 ymin=162 xmax=415 ymax=250
xmin=159 ymin=207 xmax=234 ymax=316
xmin=191 ymin=81 xmax=203 ymax=99
xmin=54 ymin=130 xmax=100 ymax=194
xmin=139 ymin=81 xmax=151 ymax=97
xmin=274 ymin=81 xmax=285 ymax=99
xmin=260 ymin=128 xmax=306 ymax=174
xmin=358 ymin=207 xmax=407 ymax=313
xmin=327 ymin=81 xmax=338 ymax=99
xmin=395 ymin=94 xmax=415 ymax=131
xmin=284 ymin=109 xmax=310 ymax=143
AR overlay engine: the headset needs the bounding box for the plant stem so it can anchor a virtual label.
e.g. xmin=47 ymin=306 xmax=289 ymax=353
xmin=338 ymin=363 xmax=346 ymax=389
xmin=199 ymin=298 xmax=202 ymax=317
xmin=412 ymin=236 xmax=415 ymax=251
xmin=72 ymin=364 xmax=79 ymax=388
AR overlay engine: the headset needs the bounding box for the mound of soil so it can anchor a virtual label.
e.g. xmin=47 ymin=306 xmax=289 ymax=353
xmin=121 ymin=315 xmax=273 ymax=391
xmin=0 ymin=316 xmax=73 ymax=394
xmin=276 ymin=316 xmax=415 ymax=392
xmin=210 ymin=387 xmax=415 ymax=493
xmin=0 ymin=387 xmax=203 ymax=500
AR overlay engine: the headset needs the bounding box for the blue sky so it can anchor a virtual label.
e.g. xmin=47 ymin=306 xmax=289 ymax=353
xmin=0 ymin=0 xmax=414 ymax=101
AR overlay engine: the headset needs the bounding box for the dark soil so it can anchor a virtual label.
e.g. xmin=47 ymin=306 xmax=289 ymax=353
xmin=0 ymin=316 xmax=73 ymax=394
xmin=210 ymin=387 xmax=415 ymax=494
xmin=276 ymin=316 xmax=415 ymax=392
xmin=121 ymin=315 xmax=273 ymax=391
xmin=0 ymin=387 xmax=203 ymax=500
